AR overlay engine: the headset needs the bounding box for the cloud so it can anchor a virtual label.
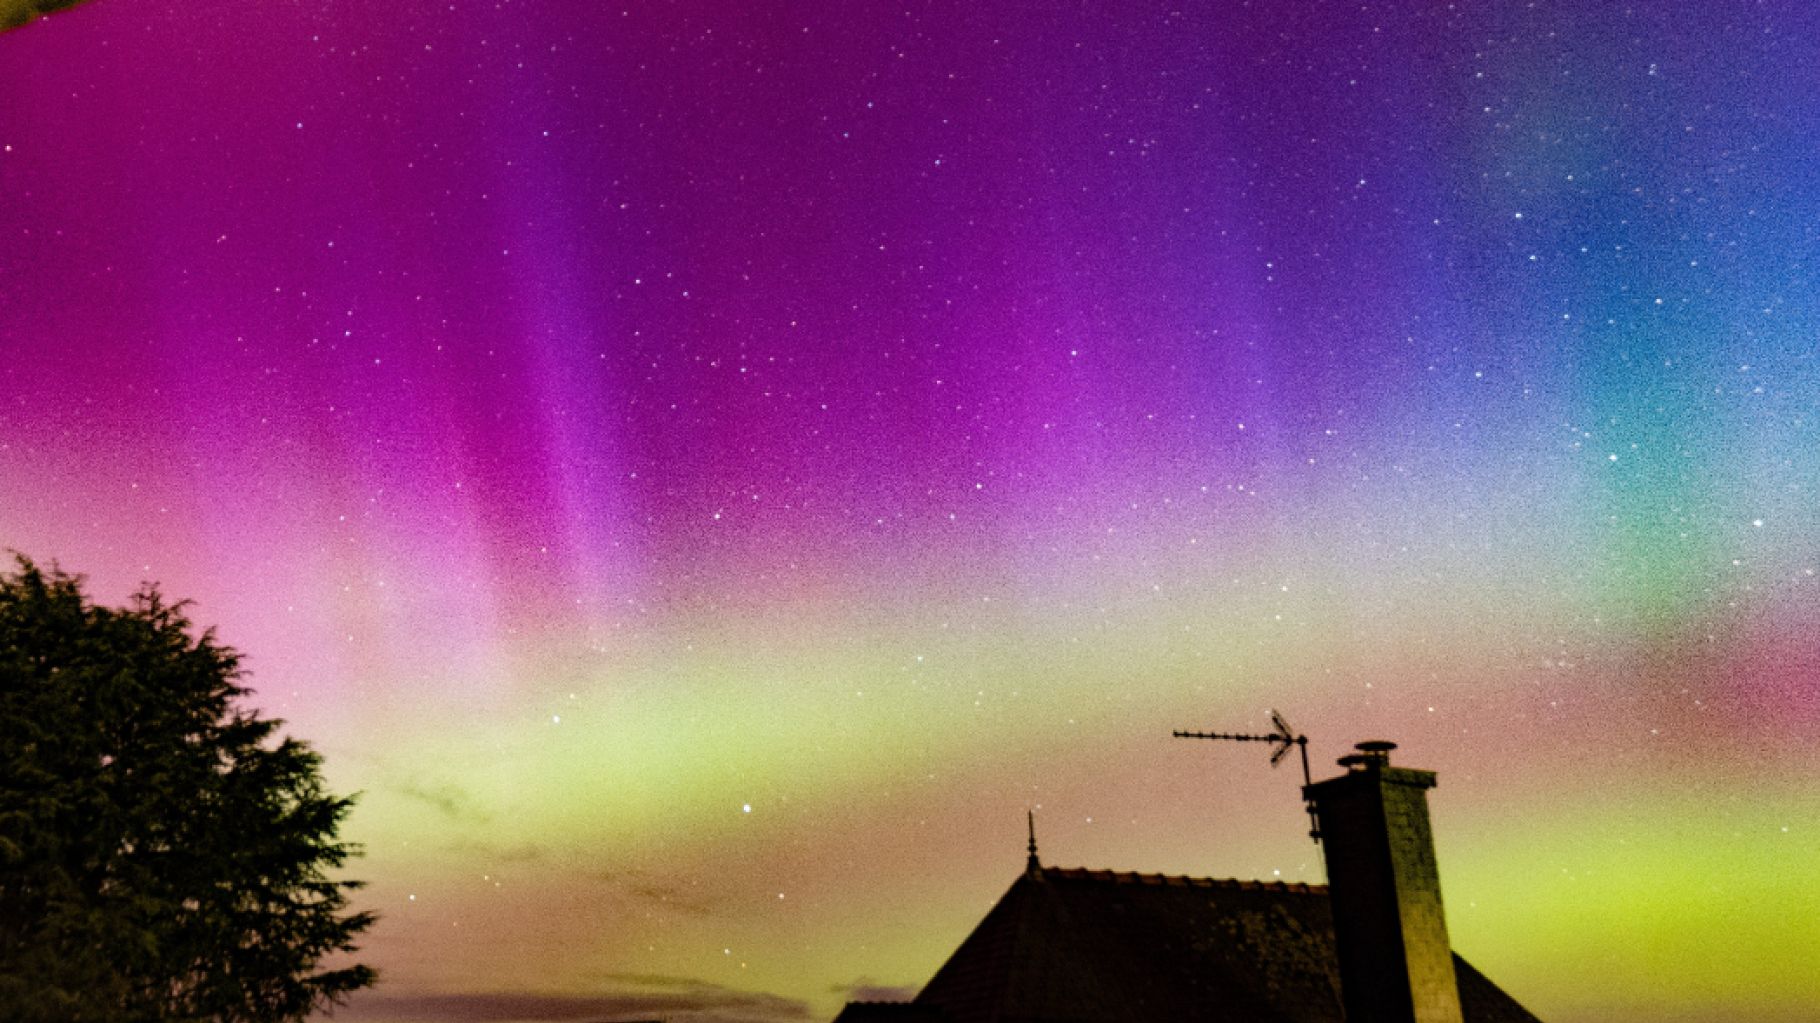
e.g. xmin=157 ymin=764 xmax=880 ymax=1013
xmin=335 ymin=976 xmax=813 ymax=1023
xmin=619 ymin=878 xmax=719 ymax=917
xmin=442 ymin=838 xmax=549 ymax=864
xmin=390 ymin=778 xmax=494 ymax=824
xmin=582 ymin=868 xmax=721 ymax=917
xmin=827 ymin=978 xmax=918 ymax=1003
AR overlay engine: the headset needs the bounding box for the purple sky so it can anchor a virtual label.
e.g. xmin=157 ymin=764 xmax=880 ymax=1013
xmin=4 ymin=2 xmax=1819 ymax=1021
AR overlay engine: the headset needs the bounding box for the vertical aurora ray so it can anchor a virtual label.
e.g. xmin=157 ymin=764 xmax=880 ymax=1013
xmin=2 ymin=1 xmax=1818 ymax=1021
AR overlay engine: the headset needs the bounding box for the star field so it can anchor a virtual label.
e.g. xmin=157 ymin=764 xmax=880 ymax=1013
xmin=2 ymin=2 xmax=1817 ymax=1022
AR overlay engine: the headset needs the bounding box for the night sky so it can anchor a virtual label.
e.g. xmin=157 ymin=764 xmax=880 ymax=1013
xmin=3 ymin=2 xmax=1818 ymax=1021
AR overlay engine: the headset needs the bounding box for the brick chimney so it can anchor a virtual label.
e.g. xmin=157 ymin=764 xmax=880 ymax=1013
xmin=1304 ymin=741 xmax=1463 ymax=1023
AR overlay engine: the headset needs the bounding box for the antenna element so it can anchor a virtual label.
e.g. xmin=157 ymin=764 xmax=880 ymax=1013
xmin=1173 ymin=709 xmax=1321 ymax=844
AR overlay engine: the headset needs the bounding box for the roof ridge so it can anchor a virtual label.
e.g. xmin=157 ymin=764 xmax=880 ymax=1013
xmin=1039 ymin=865 xmax=1327 ymax=893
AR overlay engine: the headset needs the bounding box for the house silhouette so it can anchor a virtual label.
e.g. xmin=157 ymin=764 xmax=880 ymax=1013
xmin=833 ymin=742 xmax=1542 ymax=1023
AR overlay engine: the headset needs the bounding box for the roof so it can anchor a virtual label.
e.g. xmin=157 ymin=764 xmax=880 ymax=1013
xmin=850 ymin=866 xmax=1540 ymax=1023
xmin=832 ymin=1003 xmax=951 ymax=1023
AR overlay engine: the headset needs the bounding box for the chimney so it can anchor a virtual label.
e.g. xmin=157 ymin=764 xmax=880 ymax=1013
xmin=1304 ymin=741 xmax=1463 ymax=1023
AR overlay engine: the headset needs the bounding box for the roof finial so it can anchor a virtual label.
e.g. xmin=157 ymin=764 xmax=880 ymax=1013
xmin=1025 ymin=810 xmax=1042 ymax=877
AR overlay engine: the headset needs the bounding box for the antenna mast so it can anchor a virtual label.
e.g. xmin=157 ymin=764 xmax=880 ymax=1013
xmin=1173 ymin=709 xmax=1320 ymax=845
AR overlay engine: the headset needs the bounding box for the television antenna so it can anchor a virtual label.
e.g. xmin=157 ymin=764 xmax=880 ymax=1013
xmin=1173 ymin=709 xmax=1320 ymax=845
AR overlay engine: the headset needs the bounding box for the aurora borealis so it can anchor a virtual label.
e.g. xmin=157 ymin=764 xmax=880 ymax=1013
xmin=3 ymin=0 xmax=1818 ymax=1020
